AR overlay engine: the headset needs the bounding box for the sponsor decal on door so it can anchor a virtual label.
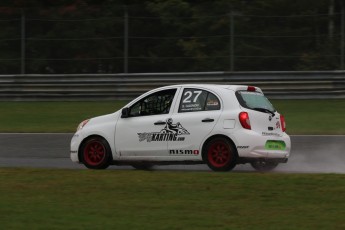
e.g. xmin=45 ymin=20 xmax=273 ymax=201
xmin=138 ymin=118 xmax=190 ymax=142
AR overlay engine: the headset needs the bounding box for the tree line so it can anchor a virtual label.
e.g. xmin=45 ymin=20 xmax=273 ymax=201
xmin=0 ymin=0 xmax=343 ymax=74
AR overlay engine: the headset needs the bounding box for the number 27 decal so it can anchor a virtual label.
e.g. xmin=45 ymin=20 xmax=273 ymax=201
xmin=182 ymin=90 xmax=202 ymax=103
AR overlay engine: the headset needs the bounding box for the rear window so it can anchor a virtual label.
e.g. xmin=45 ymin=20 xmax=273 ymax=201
xmin=236 ymin=91 xmax=275 ymax=112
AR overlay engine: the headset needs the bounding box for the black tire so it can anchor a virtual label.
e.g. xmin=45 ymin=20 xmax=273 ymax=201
xmin=203 ymin=137 xmax=237 ymax=172
xmin=80 ymin=137 xmax=112 ymax=169
xmin=251 ymin=161 xmax=278 ymax=172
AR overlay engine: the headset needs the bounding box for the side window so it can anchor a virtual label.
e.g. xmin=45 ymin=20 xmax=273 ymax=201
xmin=205 ymin=92 xmax=221 ymax=111
xmin=179 ymin=88 xmax=220 ymax=112
xmin=129 ymin=89 xmax=177 ymax=117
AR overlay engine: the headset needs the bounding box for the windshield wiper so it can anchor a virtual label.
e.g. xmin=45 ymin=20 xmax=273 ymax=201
xmin=252 ymin=107 xmax=275 ymax=117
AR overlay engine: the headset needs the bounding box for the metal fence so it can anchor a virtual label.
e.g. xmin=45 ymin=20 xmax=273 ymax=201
xmin=1 ymin=3 xmax=345 ymax=74
xmin=0 ymin=71 xmax=344 ymax=101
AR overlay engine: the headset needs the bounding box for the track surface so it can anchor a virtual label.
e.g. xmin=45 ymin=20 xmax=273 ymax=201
xmin=1 ymin=133 xmax=344 ymax=173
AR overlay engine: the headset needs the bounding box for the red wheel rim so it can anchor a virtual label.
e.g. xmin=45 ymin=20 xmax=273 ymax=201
xmin=83 ymin=140 xmax=106 ymax=166
xmin=208 ymin=141 xmax=231 ymax=168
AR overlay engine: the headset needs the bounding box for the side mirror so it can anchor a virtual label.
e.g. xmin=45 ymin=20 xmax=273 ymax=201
xmin=121 ymin=107 xmax=129 ymax=118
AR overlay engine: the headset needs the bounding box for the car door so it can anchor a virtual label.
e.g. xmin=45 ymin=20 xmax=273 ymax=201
xmin=168 ymin=87 xmax=222 ymax=159
xmin=114 ymin=87 xmax=179 ymax=158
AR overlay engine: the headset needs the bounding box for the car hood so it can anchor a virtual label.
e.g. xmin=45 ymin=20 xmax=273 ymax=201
xmin=84 ymin=111 xmax=120 ymax=131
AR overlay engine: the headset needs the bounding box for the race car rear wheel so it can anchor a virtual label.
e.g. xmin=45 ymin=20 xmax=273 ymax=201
xmin=80 ymin=137 xmax=112 ymax=169
xmin=251 ymin=160 xmax=278 ymax=172
xmin=203 ymin=137 xmax=237 ymax=172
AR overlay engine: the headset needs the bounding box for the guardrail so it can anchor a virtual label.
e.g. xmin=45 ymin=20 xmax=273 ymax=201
xmin=0 ymin=71 xmax=344 ymax=101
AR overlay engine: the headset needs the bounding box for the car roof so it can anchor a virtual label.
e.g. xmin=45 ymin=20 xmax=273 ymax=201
xmin=124 ymin=84 xmax=264 ymax=109
xmin=160 ymin=84 xmax=263 ymax=93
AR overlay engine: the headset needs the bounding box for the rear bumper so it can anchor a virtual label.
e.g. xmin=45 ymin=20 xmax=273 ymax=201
xmin=238 ymin=157 xmax=288 ymax=164
xmin=234 ymin=130 xmax=291 ymax=160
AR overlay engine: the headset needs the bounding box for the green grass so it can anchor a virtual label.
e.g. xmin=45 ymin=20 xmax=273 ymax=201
xmin=272 ymin=99 xmax=345 ymax=135
xmin=0 ymin=99 xmax=344 ymax=134
xmin=0 ymin=168 xmax=344 ymax=230
xmin=0 ymin=101 xmax=127 ymax=133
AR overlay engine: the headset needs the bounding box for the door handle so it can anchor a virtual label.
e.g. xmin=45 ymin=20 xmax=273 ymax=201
xmin=154 ymin=121 xmax=166 ymax=125
xmin=202 ymin=118 xmax=214 ymax=123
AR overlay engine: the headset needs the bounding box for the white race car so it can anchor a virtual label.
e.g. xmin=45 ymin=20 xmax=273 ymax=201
xmin=71 ymin=84 xmax=291 ymax=171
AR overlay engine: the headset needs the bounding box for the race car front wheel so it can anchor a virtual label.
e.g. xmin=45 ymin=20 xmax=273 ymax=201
xmin=203 ymin=137 xmax=237 ymax=172
xmin=80 ymin=137 xmax=112 ymax=169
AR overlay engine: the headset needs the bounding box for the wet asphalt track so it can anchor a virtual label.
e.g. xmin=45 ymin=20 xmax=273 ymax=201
xmin=0 ymin=133 xmax=344 ymax=173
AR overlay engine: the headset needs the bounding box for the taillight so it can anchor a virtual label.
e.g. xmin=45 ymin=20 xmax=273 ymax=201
xmin=239 ymin=112 xmax=251 ymax=130
xmin=247 ymin=86 xmax=256 ymax=92
xmin=280 ymin=115 xmax=286 ymax=132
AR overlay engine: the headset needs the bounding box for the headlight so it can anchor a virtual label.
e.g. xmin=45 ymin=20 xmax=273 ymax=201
xmin=77 ymin=119 xmax=89 ymax=131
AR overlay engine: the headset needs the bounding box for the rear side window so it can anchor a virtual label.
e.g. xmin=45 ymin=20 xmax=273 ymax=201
xmin=236 ymin=91 xmax=275 ymax=112
xmin=179 ymin=88 xmax=220 ymax=112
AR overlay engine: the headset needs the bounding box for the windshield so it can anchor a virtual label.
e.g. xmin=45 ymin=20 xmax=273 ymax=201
xmin=236 ymin=91 xmax=275 ymax=113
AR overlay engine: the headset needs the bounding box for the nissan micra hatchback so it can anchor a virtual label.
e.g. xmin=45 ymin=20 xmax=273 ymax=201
xmin=71 ymin=84 xmax=291 ymax=171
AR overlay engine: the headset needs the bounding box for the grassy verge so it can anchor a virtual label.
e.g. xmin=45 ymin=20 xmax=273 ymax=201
xmin=272 ymin=99 xmax=345 ymax=134
xmin=0 ymin=101 xmax=127 ymax=133
xmin=0 ymin=168 xmax=344 ymax=230
xmin=0 ymin=99 xmax=344 ymax=134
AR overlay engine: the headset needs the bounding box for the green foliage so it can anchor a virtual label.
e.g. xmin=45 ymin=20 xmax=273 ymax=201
xmin=0 ymin=0 xmax=343 ymax=73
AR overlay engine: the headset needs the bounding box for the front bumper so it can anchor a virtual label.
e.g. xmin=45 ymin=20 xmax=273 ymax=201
xmin=70 ymin=132 xmax=84 ymax=163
